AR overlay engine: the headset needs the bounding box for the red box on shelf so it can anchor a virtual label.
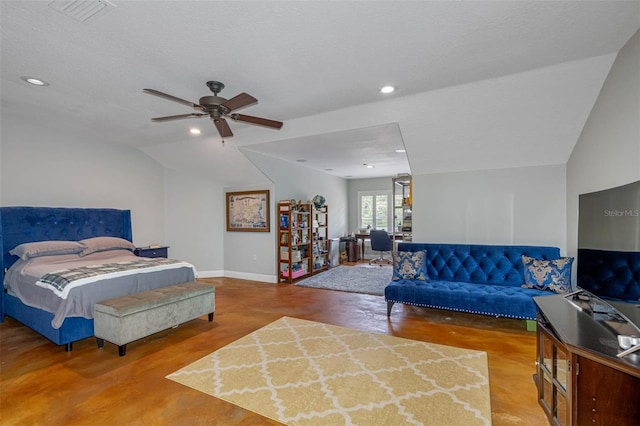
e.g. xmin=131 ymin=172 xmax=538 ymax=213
xmin=282 ymin=269 xmax=306 ymax=279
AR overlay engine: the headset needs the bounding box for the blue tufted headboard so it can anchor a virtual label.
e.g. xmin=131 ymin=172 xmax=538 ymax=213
xmin=0 ymin=206 xmax=132 ymax=287
xmin=577 ymin=248 xmax=640 ymax=302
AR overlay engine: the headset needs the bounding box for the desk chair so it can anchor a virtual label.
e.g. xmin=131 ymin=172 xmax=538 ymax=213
xmin=369 ymin=230 xmax=393 ymax=266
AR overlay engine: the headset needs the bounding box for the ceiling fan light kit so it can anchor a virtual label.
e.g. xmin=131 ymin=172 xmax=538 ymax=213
xmin=144 ymin=81 xmax=283 ymax=139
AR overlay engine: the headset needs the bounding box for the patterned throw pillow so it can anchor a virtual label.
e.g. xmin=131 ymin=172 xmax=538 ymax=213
xmin=392 ymin=250 xmax=428 ymax=281
xmin=521 ymin=255 xmax=574 ymax=293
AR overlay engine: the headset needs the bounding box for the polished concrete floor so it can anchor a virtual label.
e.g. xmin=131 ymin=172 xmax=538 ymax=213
xmin=0 ymin=274 xmax=547 ymax=425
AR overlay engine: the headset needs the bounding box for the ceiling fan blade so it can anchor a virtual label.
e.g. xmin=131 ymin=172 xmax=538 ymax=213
xmin=151 ymin=113 xmax=207 ymax=122
xmin=143 ymin=88 xmax=206 ymax=112
xmin=221 ymin=92 xmax=258 ymax=112
xmin=213 ymin=117 xmax=234 ymax=138
xmin=230 ymin=113 xmax=283 ymax=129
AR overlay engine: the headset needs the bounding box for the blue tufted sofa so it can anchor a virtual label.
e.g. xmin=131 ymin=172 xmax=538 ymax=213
xmin=385 ymin=243 xmax=564 ymax=327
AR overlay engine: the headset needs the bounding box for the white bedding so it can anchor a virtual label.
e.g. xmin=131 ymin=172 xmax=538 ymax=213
xmin=4 ymin=250 xmax=197 ymax=328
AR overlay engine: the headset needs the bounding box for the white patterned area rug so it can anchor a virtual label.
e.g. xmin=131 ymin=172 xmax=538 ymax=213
xmin=167 ymin=316 xmax=492 ymax=426
xmin=295 ymin=264 xmax=392 ymax=295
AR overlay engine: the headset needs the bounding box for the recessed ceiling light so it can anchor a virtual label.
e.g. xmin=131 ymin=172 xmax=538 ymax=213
xmin=363 ymin=163 xmax=374 ymax=169
xmin=380 ymin=85 xmax=395 ymax=94
xmin=395 ymin=148 xmax=406 ymax=153
xmin=189 ymin=128 xmax=201 ymax=135
xmin=21 ymin=76 xmax=49 ymax=86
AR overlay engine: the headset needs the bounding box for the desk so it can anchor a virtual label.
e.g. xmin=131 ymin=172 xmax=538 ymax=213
xmin=355 ymin=233 xmax=406 ymax=260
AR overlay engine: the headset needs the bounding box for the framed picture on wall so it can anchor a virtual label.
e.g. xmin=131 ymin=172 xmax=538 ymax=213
xmin=226 ymin=190 xmax=270 ymax=232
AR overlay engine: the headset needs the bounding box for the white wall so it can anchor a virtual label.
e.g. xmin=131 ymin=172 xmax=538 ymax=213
xmin=0 ymin=116 xmax=165 ymax=245
xmin=567 ymin=30 xmax=640 ymax=259
xmin=221 ymin=181 xmax=277 ymax=283
xmin=243 ymin=151 xmax=348 ymax=241
xmin=164 ymin=169 xmax=224 ymax=276
xmin=233 ymin=149 xmax=348 ymax=281
xmin=412 ymin=164 xmax=567 ymax=252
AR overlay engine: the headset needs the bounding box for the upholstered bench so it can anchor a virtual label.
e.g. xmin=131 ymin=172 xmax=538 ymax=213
xmin=94 ymin=281 xmax=215 ymax=356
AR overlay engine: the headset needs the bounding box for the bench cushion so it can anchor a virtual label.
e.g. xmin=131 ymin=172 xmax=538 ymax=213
xmin=95 ymin=281 xmax=214 ymax=317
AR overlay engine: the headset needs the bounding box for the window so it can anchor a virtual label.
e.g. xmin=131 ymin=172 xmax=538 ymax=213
xmin=358 ymin=190 xmax=392 ymax=231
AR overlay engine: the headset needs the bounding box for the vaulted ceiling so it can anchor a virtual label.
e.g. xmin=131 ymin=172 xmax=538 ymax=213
xmin=2 ymin=1 xmax=638 ymax=186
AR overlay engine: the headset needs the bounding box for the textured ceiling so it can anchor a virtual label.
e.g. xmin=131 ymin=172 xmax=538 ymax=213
xmin=1 ymin=1 xmax=639 ymax=185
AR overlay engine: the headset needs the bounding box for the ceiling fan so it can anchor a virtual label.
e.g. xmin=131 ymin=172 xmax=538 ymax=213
xmin=143 ymin=81 xmax=283 ymax=139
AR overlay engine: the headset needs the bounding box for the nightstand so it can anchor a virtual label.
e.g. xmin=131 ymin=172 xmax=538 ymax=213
xmin=134 ymin=246 xmax=169 ymax=258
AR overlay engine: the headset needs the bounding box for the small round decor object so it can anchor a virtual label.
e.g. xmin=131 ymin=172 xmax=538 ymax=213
xmin=313 ymin=195 xmax=326 ymax=209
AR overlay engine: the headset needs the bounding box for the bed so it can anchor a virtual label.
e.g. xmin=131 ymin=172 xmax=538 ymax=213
xmin=0 ymin=206 xmax=196 ymax=351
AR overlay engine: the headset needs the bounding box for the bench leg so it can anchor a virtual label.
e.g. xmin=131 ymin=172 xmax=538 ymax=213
xmin=96 ymin=338 xmax=104 ymax=348
xmin=387 ymin=301 xmax=395 ymax=317
xmin=208 ymin=312 xmax=214 ymax=322
xmin=118 ymin=344 xmax=127 ymax=357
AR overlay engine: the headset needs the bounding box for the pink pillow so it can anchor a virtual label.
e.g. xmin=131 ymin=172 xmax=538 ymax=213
xmin=10 ymin=240 xmax=84 ymax=260
xmin=79 ymin=237 xmax=135 ymax=256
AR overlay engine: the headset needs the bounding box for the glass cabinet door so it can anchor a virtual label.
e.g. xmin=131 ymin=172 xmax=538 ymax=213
xmin=538 ymin=325 xmax=570 ymax=426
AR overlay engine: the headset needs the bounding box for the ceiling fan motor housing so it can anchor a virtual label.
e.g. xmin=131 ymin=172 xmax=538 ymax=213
xmin=199 ymin=95 xmax=230 ymax=114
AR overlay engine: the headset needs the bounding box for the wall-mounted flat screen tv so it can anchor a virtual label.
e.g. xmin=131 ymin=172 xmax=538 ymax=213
xmin=577 ymin=180 xmax=639 ymax=302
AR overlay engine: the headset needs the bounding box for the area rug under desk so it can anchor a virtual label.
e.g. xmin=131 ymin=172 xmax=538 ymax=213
xmin=295 ymin=264 xmax=392 ymax=295
xmin=167 ymin=317 xmax=492 ymax=426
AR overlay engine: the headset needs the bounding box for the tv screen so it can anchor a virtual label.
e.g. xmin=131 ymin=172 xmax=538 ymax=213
xmin=577 ymin=180 xmax=639 ymax=301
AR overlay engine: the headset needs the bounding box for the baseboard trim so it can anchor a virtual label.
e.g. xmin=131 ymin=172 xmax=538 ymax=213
xmin=196 ymin=270 xmax=224 ymax=278
xmin=225 ymin=270 xmax=277 ymax=283
xmin=196 ymin=270 xmax=277 ymax=283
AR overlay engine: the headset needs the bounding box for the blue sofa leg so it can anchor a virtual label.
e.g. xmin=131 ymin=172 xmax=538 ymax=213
xmin=387 ymin=301 xmax=395 ymax=317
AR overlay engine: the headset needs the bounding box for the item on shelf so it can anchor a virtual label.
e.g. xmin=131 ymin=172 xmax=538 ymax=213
xmin=282 ymin=269 xmax=306 ymax=279
xmin=279 ymin=214 xmax=289 ymax=229
xmin=312 ymin=194 xmax=326 ymax=209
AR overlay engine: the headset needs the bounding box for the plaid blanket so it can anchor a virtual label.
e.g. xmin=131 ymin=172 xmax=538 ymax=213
xmin=37 ymin=258 xmax=190 ymax=299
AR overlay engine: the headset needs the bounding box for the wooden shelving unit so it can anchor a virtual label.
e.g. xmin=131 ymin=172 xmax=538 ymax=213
xmin=278 ymin=201 xmax=329 ymax=283
xmin=278 ymin=201 xmax=312 ymax=283
xmin=311 ymin=205 xmax=329 ymax=274
xmin=392 ymin=174 xmax=412 ymax=242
